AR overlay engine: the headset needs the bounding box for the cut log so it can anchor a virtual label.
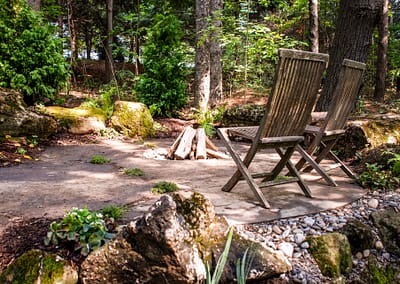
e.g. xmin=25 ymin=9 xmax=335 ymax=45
xmin=206 ymin=136 xmax=219 ymax=151
xmin=174 ymin=126 xmax=196 ymax=160
xmin=196 ymin=128 xmax=207 ymax=159
xmin=168 ymin=126 xmax=225 ymax=160
xmin=206 ymin=148 xmax=230 ymax=159
xmin=167 ymin=129 xmax=185 ymax=159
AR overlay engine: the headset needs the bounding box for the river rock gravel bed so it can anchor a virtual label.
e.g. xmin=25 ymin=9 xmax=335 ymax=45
xmin=238 ymin=190 xmax=400 ymax=283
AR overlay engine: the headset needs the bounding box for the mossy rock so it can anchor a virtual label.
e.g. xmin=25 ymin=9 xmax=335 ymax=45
xmin=109 ymin=101 xmax=155 ymax=138
xmin=341 ymin=219 xmax=377 ymax=253
xmin=307 ymin=233 xmax=353 ymax=278
xmin=356 ymin=255 xmax=400 ymax=284
xmin=0 ymin=249 xmax=78 ymax=284
xmin=46 ymin=105 xmax=107 ymax=134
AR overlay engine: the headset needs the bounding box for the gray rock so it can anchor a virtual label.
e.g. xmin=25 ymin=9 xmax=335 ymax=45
xmin=341 ymin=219 xmax=377 ymax=253
xmin=80 ymin=192 xmax=291 ymax=283
xmin=371 ymin=208 xmax=400 ymax=256
xmin=0 ymin=88 xmax=57 ymax=138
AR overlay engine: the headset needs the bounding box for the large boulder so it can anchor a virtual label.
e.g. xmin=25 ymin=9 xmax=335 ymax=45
xmin=45 ymin=106 xmax=107 ymax=134
xmin=307 ymin=233 xmax=353 ymax=279
xmin=109 ymin=101 xmax=154 ymax=138
xmin=0 ymin=249 xmax=78 ymax=284
xmin=371 ymin=208 xmax=400 ymax=256
xmin=0 ymin=88 xmax=57 ymax=138
xmin=341 ymin=219 xmax=377 ymax=253
xmin=80 ymin=192 xmax=291 ymax=283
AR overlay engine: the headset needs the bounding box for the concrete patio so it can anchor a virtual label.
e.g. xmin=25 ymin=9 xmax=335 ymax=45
xmin=0 ymin=138 xmax=365 ymax=230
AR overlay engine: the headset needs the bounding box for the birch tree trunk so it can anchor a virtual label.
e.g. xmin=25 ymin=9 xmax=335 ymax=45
xmin=209 ymin=0 xmax=223 ymax=107
xmin=315 ymin=0 xmax=383 ymax=111
xmin=374 ymin=0 xmax=388 ymax=102
xmin=194 ymin=0 xmax=210 ymax=112
xmin=309 ymin=0 xmax=319 ymax=53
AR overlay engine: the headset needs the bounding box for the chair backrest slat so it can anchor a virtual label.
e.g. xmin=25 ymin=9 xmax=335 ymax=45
xmin=257 ymin=48 xmax=329 ymax=139
xmin=323 ymin=59 xmax=366 ymax=132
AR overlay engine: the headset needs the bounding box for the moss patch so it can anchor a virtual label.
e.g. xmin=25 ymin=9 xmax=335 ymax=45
xmin=307 ymin=233 xmax=352 ymax=278
xmin=0 ymin=249 xmax=74 ymax=284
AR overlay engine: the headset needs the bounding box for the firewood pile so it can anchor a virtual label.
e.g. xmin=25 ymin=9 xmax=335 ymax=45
xmin=167 ymin=126 xmax=230 ymax=160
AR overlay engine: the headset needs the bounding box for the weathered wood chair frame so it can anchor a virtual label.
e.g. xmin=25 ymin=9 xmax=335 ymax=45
xmin=217 ymin=49 xmax=329 ymax=208
xmin=295 ymin=59 xmax=366 ymax=185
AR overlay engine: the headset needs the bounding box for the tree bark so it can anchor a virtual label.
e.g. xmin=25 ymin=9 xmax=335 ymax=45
xmin=374 ymin=0 xmax=388 ymax=102
xmin=194 ymin=0 xmax=210 ymax=112
xmin=105 ymin=0 xmax=114 ymax=82
xmin=315 ymin=0 xmax=383 ymax=111
xmin=309 ymin=0 xmax=319 ymax=53
xmin=209 ymin=0 xmax=223 ymax=107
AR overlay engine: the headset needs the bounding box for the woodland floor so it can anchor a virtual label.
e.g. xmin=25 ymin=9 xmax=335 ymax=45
xmin=0 ymin=90 xmax=398 ymax=274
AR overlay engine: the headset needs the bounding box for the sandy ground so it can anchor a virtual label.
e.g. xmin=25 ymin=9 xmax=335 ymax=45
xmin=0 ymin=137 xmax=365 ymax=233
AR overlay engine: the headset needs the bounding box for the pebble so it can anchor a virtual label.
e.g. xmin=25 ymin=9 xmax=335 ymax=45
xmin=241 ymin=190 xmax=400 ymax=283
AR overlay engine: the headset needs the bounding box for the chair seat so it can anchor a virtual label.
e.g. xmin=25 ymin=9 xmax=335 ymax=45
xmin=304 ymin=125 xmax=346 ymax=137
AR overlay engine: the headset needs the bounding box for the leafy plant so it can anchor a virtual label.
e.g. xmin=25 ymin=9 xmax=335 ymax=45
xmin=44 ymin=208 xmax=115 ymax=256
xmin=0 ymin=0 xmax=70 ymax=105
xmin=236 ymin=247 xmax=255 ymax=284
xmin=123 ymin=167 xmax=145 ymax=176
xmin=15 ymin=147 xmax=26 ymax=155
xmin=135 ymin=6 xmax=189 ymax=117
xmin=89 ymin=155 xmax=111 ymax=164
xmin=357 ymin=163 xmax=399 ymax=191
xmin=151 ymin=181 xmax=179 ymax=194
xmin=99 ymin=205 xmax=128 ymax=220
xmin=205 ymin=227 xmax=234 ymax=284
xmin=194 ymin=106 xmax=226 ymax=137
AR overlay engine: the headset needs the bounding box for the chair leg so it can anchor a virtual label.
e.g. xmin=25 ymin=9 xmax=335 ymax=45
xmin=217 ymin=128 xmax=271 ymax=208
xmin=276 ymin=148 xmax=312 ymax=198
xmin=295 ymin=145 xmax=338 ymax=186
xmin=327 ymin=151 xmax=357 ymax=179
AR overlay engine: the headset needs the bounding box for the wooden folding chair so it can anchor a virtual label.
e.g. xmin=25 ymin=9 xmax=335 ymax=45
xmin=295 ymin=59 xmax=366 ymax=185
xmin=217 ymin=48 xmax=329 ymax=208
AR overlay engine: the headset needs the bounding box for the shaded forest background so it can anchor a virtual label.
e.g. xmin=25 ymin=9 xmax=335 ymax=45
xmin=2 ymin=0 xmax=400 ymax=116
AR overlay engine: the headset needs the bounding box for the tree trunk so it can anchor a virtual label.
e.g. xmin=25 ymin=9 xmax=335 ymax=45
xmin=67 ymin=0 xmax=77 ymax=60
xmin=374 ymin=0 xmax=388 ymax=102
xmin=27 ymin=0 xmax=41 ymax=11
xmin=209 ymin=0 xmax=223 ymax=107
xmin=309 ymin=0 xmax=319 ymax=53
xmin=194 ymin=0 xmax=210 ymax=112
xmin=105 ymin=0 xmax=114 ymax=83
xmin=315 ymin=0 xmax=383 ymax=111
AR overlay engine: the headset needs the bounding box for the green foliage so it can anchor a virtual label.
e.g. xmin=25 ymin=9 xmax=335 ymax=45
xmin=205 ymin=227 xmax=233 ymax=284
xmin=236 ymin=247 xmax=255 ymax=284
xmin=358 ymin=163 xmax=399 ymax=191
xmin=151 ymin=181 xmax=179 ymax=194
xmin=44 ymin=208 xmax=115 ymax=256
xmin=194 ymin=106 xmax=226 ymax=137
xmin=123 ymin=167 xmax=145 ymax=176
xmin=89 ymin=155 xmax=111 ymax=164
xmin=135 ymin=5 xmax=189 ymax=117
xmin=99 ymin=205 xmax=128 ymax=220
xmin=221 ymin=1 xmax=307 ymax=92
xmin=0 ymin=0 xmax=69 ymax=104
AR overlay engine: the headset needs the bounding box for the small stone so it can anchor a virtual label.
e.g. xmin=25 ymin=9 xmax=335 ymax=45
xmin=355 ymin=252 xmax=363 ymax=259
xmin=278 ymin=242 xmax=294 ymax=258
xmin=293 ymin=252 xmax=302 ymax=258
xmin=300 ymin=242 xmax=309 ymax=249
xmin=272 ymin=225 xmax=283 ymax=235
xmin=295 ymin=233 xmax=306 ymax=244
xmin=303 ymin=217 xmax=315 ymax=226
xmin=367 ymin=198 xmax=379 ymax=208
xmin=282 ymin=229 xmax=291 ymax=238
xmin=375 ymin=240 xmax=384 ymax=250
